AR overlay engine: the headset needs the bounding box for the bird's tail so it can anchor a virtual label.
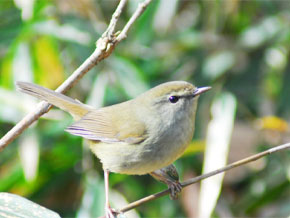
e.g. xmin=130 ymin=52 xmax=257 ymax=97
xmin=16 ymin=82 xmax=90 ymax=119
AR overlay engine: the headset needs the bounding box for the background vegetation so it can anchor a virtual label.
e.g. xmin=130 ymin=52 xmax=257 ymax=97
xmin=0 ymin=0 xmax=290 ymax=217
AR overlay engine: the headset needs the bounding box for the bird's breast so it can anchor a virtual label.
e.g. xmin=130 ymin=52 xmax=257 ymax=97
xmin=143 ymin=111 xmax=195 ymax=167
xmin=90 ymin=104 xmax=197 ymax=175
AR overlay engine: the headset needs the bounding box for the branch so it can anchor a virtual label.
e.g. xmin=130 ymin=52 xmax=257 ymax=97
xmin=104 ymin=0 xmax=128 ymax=39
xmin=0 ymin=0 xmax=153 ymax=152
xmin=118 ymin=142 xmax=290 ymax=213
xmin=116 ymin=0 xmax=153 ymax=41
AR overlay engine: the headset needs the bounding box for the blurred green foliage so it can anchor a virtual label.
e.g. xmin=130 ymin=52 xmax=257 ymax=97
xmin=0 ymin=0 xmax=290 ymax=217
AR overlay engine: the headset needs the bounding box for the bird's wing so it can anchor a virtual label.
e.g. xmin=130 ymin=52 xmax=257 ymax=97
xmin=65 ymin=104 xmax=147 ymax=144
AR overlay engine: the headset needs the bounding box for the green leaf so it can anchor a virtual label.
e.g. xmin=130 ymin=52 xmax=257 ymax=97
xmin=0 ymin=192 xmax=60 ymax=218
xmin=199 ymin=92 xmax=237 ymax=218
xmin=203 ymin=51 xmax=235 ymax=81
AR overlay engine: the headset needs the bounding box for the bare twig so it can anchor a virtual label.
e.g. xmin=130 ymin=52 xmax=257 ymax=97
xmin=0 ymin=0 xmax=153 ymax=152
xmin=104 ymin=0 xmax=128 ymax=39
xmin=117 ymin=0 xmax=153 ymax=41
xmin=118 ymin=142 xmax=290 ymax=213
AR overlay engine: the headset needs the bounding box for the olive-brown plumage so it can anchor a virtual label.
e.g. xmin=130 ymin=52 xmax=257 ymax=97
xmin=16 ymin=81 xmax=210 ymax=217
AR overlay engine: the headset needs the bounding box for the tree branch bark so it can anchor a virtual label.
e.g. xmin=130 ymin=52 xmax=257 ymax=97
xmin=0 ymin=0 xmax=153 ymax=152
xmin=118 ymin=142 xmax=290 ymax=214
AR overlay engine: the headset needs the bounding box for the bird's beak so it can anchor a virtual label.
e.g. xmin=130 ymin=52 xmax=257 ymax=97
xmin=193 ymin=86 xmax=211 ymax=97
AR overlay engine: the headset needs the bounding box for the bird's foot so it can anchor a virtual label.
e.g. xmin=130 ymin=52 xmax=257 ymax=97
xmin=105 ymin=206 xmax=118 ymax=218
xmin=168 ymin=181 xmax=182 ymax=200
xmin=149 ymin=164 xmax=182 ymax=200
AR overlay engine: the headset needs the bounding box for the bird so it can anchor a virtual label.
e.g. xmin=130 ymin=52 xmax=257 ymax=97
xmin=16 ymin=81 xmax=211 ymax=217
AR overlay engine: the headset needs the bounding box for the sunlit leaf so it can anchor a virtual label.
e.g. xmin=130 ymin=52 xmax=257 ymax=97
xmin=19 ymin=130 xmax=39 ymax=182
xmin=14 ymin=0 xmax=35 ymax=21
xmin=12 ymin=42 xmax=33 ymax=83
xmin=182 ymin=140 xmax=205 ymax=157
xmin=33 ymin=20 xmax=91 ymax=45
xmin=153 ymin=0 xmax=178 ymax=34
xmin=265 ymin=47 xmax=287 ymax=70
xmin=198 ymin=92 xmax=237 ymax=218
xmin=0 ymin=88 xmax=36 ymax=123
xmin=240 ymin=17 xmax=282 ymax=48
xmin=203 ymin=51 xmax=235 ymax=80
xmin=32 ymin=36 xmax=64 ymax=89
xmin=256 ymin=116 xmax=288 ymax=132
xmin=0 ymin=52 xmax=14 ymax=88
xmin=0 ymin=192 xmax=60 ymax=218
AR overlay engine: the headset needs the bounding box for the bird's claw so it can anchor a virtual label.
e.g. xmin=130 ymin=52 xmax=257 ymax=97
xmin=150 ymin=164 xmax=182 ymax=200
xmin=105 ymin=206 xmax=118 ymax=218
xmin=168 ymin=181 xmax=182 ymax=200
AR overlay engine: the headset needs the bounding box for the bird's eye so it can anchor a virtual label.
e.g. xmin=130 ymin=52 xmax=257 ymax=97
xmin=169 ymin=96 xmax=179 ymax=103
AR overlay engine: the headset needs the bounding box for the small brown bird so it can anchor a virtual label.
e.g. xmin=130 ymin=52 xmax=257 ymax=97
xmin=17 ymin=81 xmax=210 ymax=217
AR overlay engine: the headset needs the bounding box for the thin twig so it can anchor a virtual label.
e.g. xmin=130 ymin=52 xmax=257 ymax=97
xmin=104 ymin=0 xmax=128 ymax=39
xmin=0 ymin=0 xmax=153 ymax=152
xmin=118 ymin=142 xmax=290 ymax=213
xmin=116 ymin=0 xmax=153 ymax=41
